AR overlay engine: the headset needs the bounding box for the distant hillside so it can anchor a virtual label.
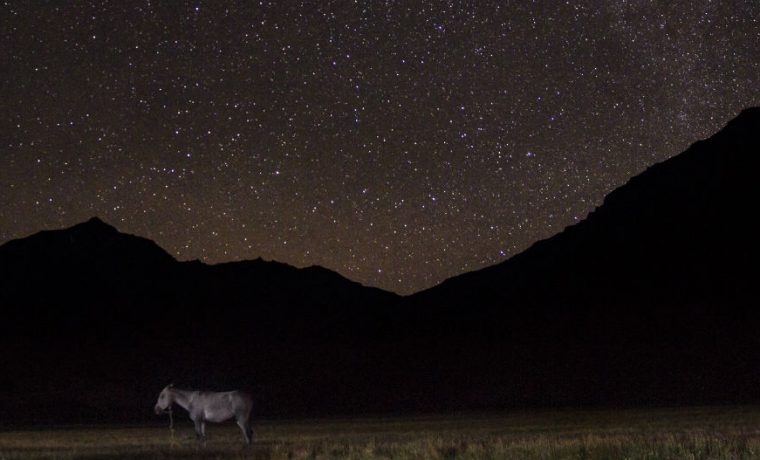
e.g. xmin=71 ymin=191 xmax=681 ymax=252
xmin=413 ymin=107 xmax=759 ymax=310
xmin=408 ymin=107 xmax=760 ymax=406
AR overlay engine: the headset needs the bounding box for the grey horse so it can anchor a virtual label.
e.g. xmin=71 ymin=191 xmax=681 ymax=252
xmin=154 ymin=384 xmax=253 ymax=445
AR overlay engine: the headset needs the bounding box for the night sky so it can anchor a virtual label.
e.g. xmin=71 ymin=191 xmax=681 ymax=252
xmin=1 ymin=2 xmax=758 ymax=294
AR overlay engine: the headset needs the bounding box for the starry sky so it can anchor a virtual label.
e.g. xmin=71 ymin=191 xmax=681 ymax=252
xmin=1 ymin=1 xmax=758 ymax=294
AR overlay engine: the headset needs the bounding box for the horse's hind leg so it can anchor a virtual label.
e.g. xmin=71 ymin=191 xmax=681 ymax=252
xmin=194 ymin=420 xmax=206 ymax=446
xmin=237 ymin=418 xmax=253 ymax=445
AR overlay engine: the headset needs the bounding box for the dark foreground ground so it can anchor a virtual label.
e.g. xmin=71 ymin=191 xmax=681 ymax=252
xmin=2 ymin=406 xmax=760 ymax=459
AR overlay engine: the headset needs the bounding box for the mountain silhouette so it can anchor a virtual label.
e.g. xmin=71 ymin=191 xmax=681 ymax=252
xmin=413 ymin=107 xmax=759 ymax=310
xmin=0 ymin=217 xmax=400 ymax=423
xmin=0 ymin=216 xmax=396 ymax=320
xmin=1 ymin=108 xmax=759 ymax=423
xmin=408 ymin=107 xmax=760 ymax=406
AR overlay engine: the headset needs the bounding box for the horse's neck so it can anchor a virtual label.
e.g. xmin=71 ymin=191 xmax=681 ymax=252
xmin=171 ymin=389 xmax=194 ymax=411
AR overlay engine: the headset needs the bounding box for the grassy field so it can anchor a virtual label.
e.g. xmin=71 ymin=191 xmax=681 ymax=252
xmin=2 ymin=406 xmax=760 ymax=459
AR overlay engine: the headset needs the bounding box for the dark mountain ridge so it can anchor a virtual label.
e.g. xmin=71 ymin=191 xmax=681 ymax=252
xmin=405 ymin=107 xmax=760 ymax=406
xmin=0 ymin=216 xmax=395 ymax=310
xmin=1 ymin=108 xmax=759 ymax=423
xmin=414 ymin=107 xmax=758 ymax=313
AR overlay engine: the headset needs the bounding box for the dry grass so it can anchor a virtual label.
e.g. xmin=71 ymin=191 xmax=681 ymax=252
xmin=2 ymin=406 xmax=760 ymax=459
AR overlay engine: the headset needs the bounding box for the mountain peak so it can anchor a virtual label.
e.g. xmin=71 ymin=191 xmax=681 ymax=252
xmin=86 ymin=216 xmax=108 ymax=226
xmin=715 ymin=106 xmax=760 ymax=140
xmin=73 ymin=216 xmax=117 ymax=233
xmin=0 ymin=217 xmax=176 ymax=269
xmin=738 ymin=106 xmax=760 ymax=119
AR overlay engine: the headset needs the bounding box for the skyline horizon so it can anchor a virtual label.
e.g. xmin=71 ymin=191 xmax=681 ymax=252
xmin=3 ymin=2 xmax=758 ymax=294
xmin=4 ymin=104 xmax=757 ymax=295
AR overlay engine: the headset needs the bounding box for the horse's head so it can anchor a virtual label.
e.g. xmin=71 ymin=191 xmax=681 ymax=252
xmin=154 ymin=383 xmax=174 ymax=415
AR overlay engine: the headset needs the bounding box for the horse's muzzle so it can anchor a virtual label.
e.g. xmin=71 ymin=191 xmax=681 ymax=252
xmin=154 ymin=405 xmax=163 ymax=415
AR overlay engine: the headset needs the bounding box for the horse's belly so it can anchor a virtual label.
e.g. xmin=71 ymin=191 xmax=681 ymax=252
xmin=204 ymin=409 xmax=232 ymax=423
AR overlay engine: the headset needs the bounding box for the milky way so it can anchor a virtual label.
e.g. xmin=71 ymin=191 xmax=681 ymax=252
xmin=1 ymin=1 xmax=758 ymax=294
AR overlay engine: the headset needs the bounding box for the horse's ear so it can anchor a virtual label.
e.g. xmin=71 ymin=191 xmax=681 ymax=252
xmin=168 ymin=383 xmax=174 ymax=388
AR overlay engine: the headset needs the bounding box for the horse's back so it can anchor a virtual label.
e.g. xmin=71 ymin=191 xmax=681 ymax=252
xmin=209 ymin=390 xmax=252 ymax=416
